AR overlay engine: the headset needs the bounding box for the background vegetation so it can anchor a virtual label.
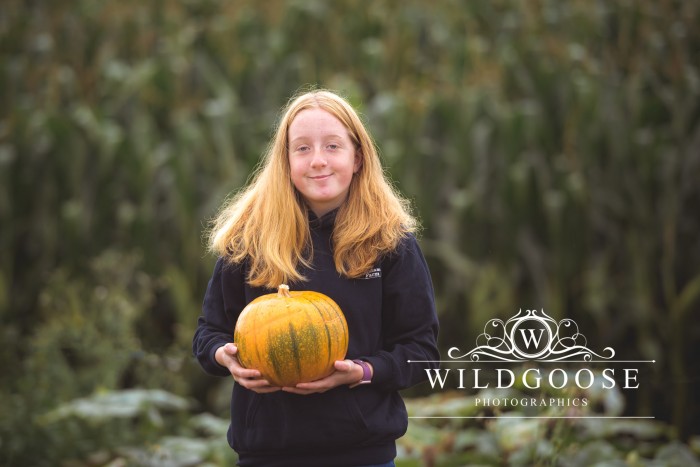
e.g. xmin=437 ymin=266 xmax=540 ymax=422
xmin=1 ymin=0 xmax=699 ymax=465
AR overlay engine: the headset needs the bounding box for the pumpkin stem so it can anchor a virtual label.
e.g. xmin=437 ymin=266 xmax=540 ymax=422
xmin=278 ymin=284 xmax=291 ymax=297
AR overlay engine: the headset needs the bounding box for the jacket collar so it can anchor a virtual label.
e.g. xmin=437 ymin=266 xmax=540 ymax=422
xmin=308 ymin=208 xmax=339 ymax=230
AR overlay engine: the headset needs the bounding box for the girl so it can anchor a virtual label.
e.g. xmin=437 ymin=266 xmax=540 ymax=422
xmin=193 ymin=89 xmax=439 ymax=466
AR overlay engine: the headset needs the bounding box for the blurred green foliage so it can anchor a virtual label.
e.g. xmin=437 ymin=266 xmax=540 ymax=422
xmin=1 ymin=0 xmax=699 ymax=464
xmin=401 ymin=380 xmax=700 ymax=467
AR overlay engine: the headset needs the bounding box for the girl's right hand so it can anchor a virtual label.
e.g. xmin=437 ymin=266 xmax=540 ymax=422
xmin=215 ymin=343 xmax=281 ymax=393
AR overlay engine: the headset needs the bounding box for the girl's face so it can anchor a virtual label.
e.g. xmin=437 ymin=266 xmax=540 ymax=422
xmin=288 ymin=107 xmax=361 ymax=217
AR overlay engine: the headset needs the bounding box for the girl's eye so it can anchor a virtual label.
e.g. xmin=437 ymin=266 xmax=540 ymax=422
xmin=328 ymin=144 xmax=339 ymax=150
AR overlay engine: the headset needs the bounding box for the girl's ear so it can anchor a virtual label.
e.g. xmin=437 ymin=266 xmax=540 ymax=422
xmin=353 ymin=149 xmax=363 ymax=173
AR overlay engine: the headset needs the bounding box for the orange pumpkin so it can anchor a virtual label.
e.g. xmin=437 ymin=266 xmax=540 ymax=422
xmin=233 ymin=284 xmax=349 ymax=387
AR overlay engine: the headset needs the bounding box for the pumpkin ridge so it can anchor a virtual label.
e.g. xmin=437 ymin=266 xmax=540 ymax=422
xmin=287 ymin=321 xmax=303 ymax=382
xmin=314 ymin=296 xmax=349 ymax=370
xmin=302 ymin=297 xmax=334 ymax=372
xmin=266 ymin=328 xmax=282 ymax=384
xmin=298 ymin=317 xmax=323 ymax=379
xmin=315 ymin=295 xmax=349 ymax=354
xmin=252 ymin=304 xmax=265 ymax=376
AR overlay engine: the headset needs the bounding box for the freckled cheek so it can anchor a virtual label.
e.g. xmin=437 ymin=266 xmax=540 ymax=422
xmin=289 ymin=166 xmax=305 ymax=189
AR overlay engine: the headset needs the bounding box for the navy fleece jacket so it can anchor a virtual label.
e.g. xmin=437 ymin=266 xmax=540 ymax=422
xmin=193 ymin=209 xmax=440 ymax=466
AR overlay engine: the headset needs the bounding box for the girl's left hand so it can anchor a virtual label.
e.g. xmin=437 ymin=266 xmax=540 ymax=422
xmin=281 ymin=359 xmax=367 ymax=395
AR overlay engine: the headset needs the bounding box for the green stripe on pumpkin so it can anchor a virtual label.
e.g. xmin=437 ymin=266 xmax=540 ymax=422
xmin=315 ymin=295 xmax=349 ymax=356
xmin=302 ymin=297 xmax=334 ymax=370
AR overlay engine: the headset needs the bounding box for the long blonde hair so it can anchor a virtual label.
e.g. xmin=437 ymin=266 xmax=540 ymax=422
xmin=208 ymin=89 xmax=417 ymax=288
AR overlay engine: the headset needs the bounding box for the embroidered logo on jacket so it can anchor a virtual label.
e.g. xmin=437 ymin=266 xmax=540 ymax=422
xmin=362 ymin=267 xmax=382 ymax=279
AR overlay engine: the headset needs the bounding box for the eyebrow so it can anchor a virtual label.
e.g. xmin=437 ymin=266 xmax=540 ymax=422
xmin=289 ymin=135 xmax=347 ymax=145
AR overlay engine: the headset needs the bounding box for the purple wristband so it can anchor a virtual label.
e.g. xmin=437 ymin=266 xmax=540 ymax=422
xmin=352 ymin=359 xmax=372 ymax=385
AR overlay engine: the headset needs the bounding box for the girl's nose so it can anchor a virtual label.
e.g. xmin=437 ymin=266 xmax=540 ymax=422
xmin=310 ymin=150 xmax=327 ymax=168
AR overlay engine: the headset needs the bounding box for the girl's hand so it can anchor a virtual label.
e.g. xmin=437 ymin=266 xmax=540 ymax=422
xmin=281 ymin=359 xmax=369 ymax=395
xmin=215 ymin=343 xmax=281 ymax=394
